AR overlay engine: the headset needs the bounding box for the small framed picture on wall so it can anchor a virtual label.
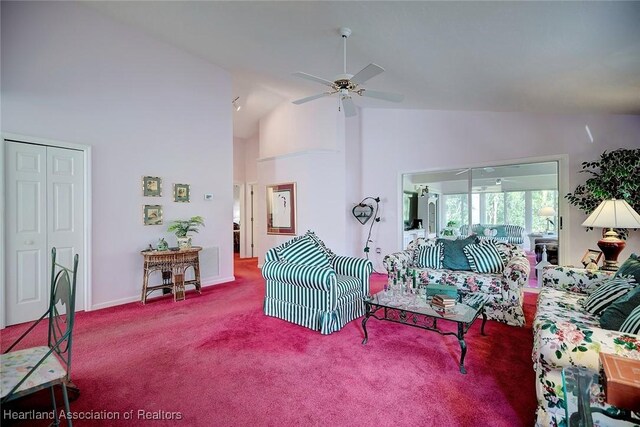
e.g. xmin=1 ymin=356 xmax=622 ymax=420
xmin=143 ymin=205 xmax=163 ymax=225
xmin=173 ymin=183 xmax=190 ymax=203
xmin=266 ymin=182 xmax=296 ymax=235
xmin=143 ymin=176 xmax=162 ymax=197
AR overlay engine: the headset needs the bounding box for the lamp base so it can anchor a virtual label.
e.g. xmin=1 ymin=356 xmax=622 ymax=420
xmin=597 ymin=236 xmax=626 ymax=271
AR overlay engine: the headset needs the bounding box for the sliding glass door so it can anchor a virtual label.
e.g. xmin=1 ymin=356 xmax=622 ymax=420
xmin=403 ymin=161 xmax=559 ymax=258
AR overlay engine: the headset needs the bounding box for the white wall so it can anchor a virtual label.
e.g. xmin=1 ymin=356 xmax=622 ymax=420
xmin=360 ymin=109 xmax=640 ymax=269
xmin=1 ymin=2 xmax=234 ymax=310
xmin=233 ymin=137 xmax=246 ymax=183
xmin=257 ymin=99 xmax=347 ymax=264
xmin=244 ymin=133 xmax=259 ymax=184
xmin=345 ymin=113 xmax=367 ymax=258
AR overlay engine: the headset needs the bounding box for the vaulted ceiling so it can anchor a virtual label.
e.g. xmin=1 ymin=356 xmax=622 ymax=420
xmin=86 ymin=1 xmax=640 ymax=138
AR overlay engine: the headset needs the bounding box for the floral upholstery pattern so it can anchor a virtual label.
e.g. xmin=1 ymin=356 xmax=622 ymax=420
xmin=1 ymin=346 xmax=67 ymax=398
xmin=383 ymin=237 xmax=529 ymax=327
xmin=533 ymin=267 xmax=640 ymax=427
xmin=539 ymin=266 xmax=612 ymax=294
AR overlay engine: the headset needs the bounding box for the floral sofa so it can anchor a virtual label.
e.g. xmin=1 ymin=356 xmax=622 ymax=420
xmin=383 ymin=237 xmax=530 ymax=326
xmin=533 ymin=266 xmax=640 ymax=427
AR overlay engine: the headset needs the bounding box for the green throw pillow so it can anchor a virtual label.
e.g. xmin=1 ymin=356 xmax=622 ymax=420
xmin=620 ymin=305 xmax=640 ymax=334
xmin=437 ymin=236 xmax=478 ymax=271
xmin=583 ymin=277 xmax=636 ymax=316
xmin=277 ymin=236 xmax=332 ymax=268
xmin=600 ymin=285 xmax=640 ymax=330
xmin=416 ymin=244 xmax=443 ymax=269
xmin=615 ymin=253 xmax=640 ymax=284
xmin=463 ymin=241 xmax=506 ymax=274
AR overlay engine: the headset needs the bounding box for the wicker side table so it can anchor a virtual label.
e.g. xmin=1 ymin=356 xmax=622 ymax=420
xmin=141 ymin=246 xmax=202 ymax=303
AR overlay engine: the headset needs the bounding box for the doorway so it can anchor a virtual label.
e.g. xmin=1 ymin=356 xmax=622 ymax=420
xmin=3 ymin=136 xmax=90 ymax=326
xmin=233 ymin=182 xmax=256 ymax=258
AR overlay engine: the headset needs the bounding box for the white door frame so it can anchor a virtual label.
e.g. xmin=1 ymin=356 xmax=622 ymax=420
xmin=233 ymin=182 xmax=244 ymax=256
xmin=1 ymin=133 xmax=92 ymax=329
xmin=397 ymin=154 xmax=569 ymax=263
xmin=243 ymin=182 xmax=257 ymax=258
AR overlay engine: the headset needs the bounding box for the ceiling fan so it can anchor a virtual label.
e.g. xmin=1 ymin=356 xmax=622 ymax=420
xmin=291 ymin=27 xmax=404 ymax=117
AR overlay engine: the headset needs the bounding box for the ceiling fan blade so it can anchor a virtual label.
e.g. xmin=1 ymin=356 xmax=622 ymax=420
xmin=359 ymin=89 xmax=404 ymax=103
xmin=292 ymin=92 xmax=333 ymax=105
xmin=292 ymin=72 xmax=335 ymax=87
xmin=351 ymin=63 xmax=385 ymax=85
xmin=341 ymin=97 xmax=357 ymax=117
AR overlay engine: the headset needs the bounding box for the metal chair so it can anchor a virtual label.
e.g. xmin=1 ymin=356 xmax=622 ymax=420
xmin=1 ymin=248 xmax=79 ymax=426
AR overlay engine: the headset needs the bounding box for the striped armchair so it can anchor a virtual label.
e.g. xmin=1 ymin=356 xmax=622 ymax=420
xmin=262 ymin=231 xmax=373 ymax=334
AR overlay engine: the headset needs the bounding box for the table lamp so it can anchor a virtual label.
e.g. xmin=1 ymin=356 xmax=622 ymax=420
xmin=538 ymin=206 xmax=556 ymax=234
xmin=581 ymin=199 xmax=640 ymax=271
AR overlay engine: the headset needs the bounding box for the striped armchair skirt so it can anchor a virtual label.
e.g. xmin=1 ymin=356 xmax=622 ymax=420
xmin=262 ymin=249 xmax=373 ymax=335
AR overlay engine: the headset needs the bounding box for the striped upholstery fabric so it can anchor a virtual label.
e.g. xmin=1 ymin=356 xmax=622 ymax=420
xmin=463 ymin=241 xmax=507 ymax=274
xmin=276 ymin=236 xmax=332 ymax=268
xmin=306 ymin=231 xmax=336 ymax=261
xmin=262 ymin=262 xmax=336 ymax=291
xmin=262 ymin=232 xmax=373 ymax=335
xmin=620 ymin=305 xmax=640 ymax=334
xmin=415 ymin=244 xmax=443 ymax=269
xmin=459 ymin=224 xmax=524 ymax=245
xmin=583 ymin=277 xmax=636 ymax=315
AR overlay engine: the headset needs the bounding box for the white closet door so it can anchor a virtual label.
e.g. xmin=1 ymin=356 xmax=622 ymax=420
xmin=47 ymin=146 xmax=84 ymax=310
xmin=6 ymin=142 xmax=48 ymax=324
xmin=5 ymin=142 xmax=85 ymax=325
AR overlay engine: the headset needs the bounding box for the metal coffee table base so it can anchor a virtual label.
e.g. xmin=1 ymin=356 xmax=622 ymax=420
xmin=361 ymin=304 xmax=487 ymax=374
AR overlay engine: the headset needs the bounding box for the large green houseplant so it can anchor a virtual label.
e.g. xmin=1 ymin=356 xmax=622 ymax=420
xmin=566 ymin=148 xmax=640 ymax=238
xmin=167 ymin=216 xmax=205 ymax=249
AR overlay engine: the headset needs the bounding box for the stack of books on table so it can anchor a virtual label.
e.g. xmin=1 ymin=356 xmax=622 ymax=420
xmin=431 ymin=294 xmax=456 ymax=312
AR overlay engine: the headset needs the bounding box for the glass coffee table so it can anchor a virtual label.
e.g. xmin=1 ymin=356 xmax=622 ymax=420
xmin=361 ymin=291 xmax=488 ymax=374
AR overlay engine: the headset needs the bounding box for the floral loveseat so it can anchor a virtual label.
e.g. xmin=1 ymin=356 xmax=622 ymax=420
xmin=383 ymin=237 xmax=530 ymax=326
xmin=533 ymin=266 xmax=640 ymax=427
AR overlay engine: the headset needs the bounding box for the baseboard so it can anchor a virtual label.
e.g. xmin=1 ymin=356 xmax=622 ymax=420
xmin=201 ymin=275 xmax=235 ymax=287
xmin=91 ymin=295 xmax=141 ymax=311
xmin=90 ymin=275 xmax=236 ymax=311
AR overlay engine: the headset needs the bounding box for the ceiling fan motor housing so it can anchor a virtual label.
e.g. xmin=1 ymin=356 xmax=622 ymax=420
xmin=334 ymin=77 xmax=356 ymax=90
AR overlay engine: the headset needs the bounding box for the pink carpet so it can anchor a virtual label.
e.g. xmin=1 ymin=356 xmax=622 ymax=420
xmin=2 ymin=256 xmax=538 ymax=426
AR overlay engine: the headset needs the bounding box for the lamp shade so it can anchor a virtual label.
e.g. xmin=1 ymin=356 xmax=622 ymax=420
xmin=581 ymin=199 xmax=640 ymax=229
xmin=538 ymin=207 xmax=556 ymax=217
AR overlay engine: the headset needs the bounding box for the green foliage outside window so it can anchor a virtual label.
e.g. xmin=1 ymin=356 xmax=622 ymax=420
xmin=505 ymin=192 xmax=526 ymax=228
xmin=444 ymin=194 xmax=468 ymax=228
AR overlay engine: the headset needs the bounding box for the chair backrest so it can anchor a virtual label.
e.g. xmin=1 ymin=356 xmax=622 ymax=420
xmin=48 ymin=248 xmax=79 ymax=376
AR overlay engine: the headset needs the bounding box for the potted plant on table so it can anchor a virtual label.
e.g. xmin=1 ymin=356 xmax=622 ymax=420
xmin=167 ymin=216 xmax=205 ymax=249
xmin=441 ymin=220 xmax=459 ymax=239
